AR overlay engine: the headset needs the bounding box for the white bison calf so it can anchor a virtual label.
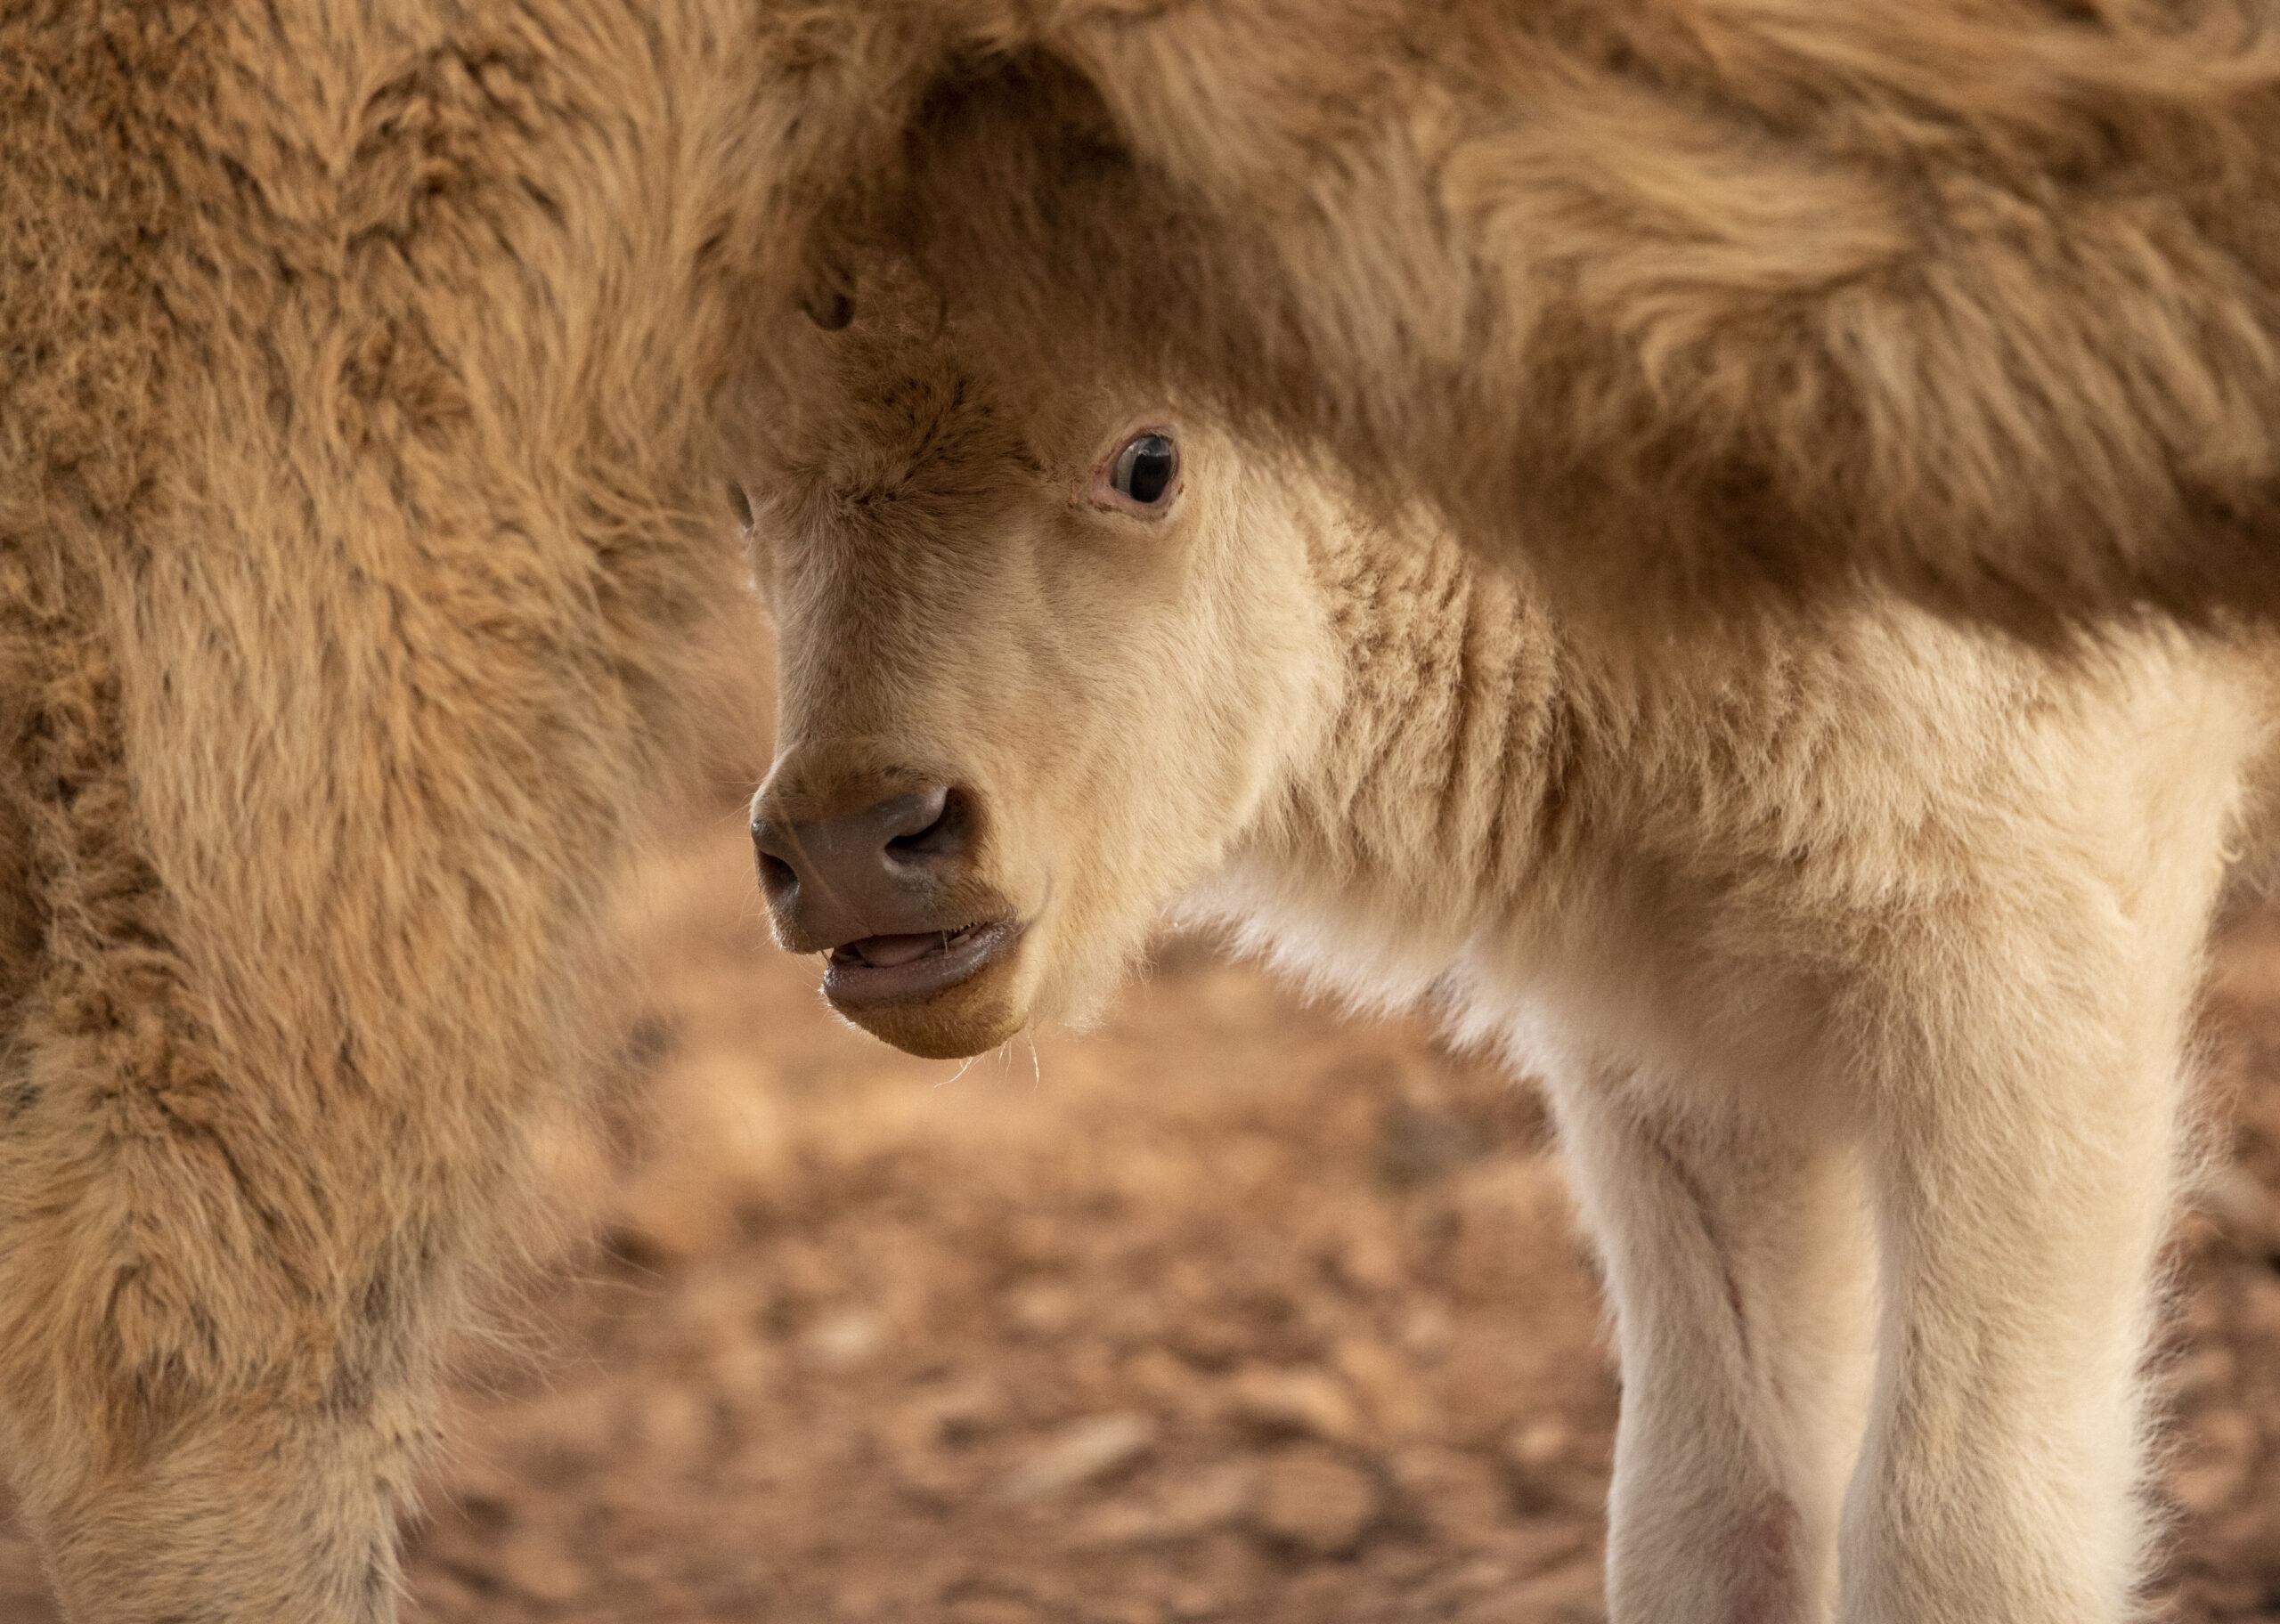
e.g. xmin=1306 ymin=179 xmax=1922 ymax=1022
xmin=740 ymin=276 xmax=2276 ymax=1624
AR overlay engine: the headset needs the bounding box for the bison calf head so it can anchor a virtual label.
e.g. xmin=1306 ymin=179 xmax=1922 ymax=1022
xmin=740 ymin=292 xmax=1337 ymax=1058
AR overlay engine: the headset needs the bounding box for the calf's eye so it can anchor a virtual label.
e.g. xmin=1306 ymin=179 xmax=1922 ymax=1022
xmin=1104 ymin=431 xmax=1179 ymax=511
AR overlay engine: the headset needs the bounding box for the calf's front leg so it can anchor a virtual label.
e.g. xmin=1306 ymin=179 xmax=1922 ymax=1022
xmin=1842 ymin=939 xmax=2195 ymax=1624
xmin=1544 ymin=1069 xmax=1875 ymax=1624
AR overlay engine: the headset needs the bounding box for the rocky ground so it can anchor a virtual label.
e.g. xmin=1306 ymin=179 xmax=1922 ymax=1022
xmin=4 ymin=808 xmax=2278 ymax=1622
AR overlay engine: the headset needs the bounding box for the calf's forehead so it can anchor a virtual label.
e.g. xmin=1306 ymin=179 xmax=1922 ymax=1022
xmin=760 ymin=318 xmax=1041 ymax=482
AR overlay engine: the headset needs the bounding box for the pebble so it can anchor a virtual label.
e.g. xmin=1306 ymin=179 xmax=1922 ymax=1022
xmin=1001 ymin=1413 xmax=1159 ymax=1503
xmin=1505 ymin=1417 xmax=1573 ymax=1474
xmin=1250 ymin=1444 xmax=1384 ymax=1557
xmin=1226 ymin=1364 xmax=1363 ymax=1444
xmin=1071 ymin=1462 xmax=1253 ymax=1549
xmin=802 ymin=1308 xmax=886 ymax=1370
xmin=1502 ymin=1417 xmax=1606 ymax=1514
xmin=2206 ymin=1165 xmax=2280 ymax=1254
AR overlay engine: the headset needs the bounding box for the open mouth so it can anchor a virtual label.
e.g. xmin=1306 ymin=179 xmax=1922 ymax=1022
xmin=822 ymin=918 xmax=1022 ymax=1008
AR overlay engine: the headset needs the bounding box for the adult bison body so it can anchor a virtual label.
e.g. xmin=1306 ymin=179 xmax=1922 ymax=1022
xmin=742 ymin=273 xmax=2277 ymax=1624
xmin=0 ymin=3 xmax=849 ymax=1616
xmin=4 ymin=0 xmax=2277 ymax=1619
xmin=855 ymin=0 xmax=2280 ymax=633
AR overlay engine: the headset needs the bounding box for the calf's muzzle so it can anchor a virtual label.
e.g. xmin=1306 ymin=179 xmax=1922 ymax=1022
xmin=750 ymin=782 xmax=973 ymax=951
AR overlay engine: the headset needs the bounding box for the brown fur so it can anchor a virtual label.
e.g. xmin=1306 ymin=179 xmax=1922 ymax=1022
xmin=5 ymin=1 xmax=2276 ymax=1617
xmin=0 ymin=3 xmax=892 ymax=1616
xmin=818 ymin=0 xmax=2280 ymax=634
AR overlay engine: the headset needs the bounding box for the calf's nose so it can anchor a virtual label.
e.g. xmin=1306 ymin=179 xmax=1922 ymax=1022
xmin=750 ymin=784 xmax=968 ymax=946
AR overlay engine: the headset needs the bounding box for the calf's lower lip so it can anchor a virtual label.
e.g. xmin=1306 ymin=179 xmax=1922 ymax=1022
xmin=823 ymin=919 xmax=1022 ymax=1008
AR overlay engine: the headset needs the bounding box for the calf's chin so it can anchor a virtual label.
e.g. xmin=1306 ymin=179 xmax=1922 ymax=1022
xmin=839 ymin=957 xmax=1030 ymax=1059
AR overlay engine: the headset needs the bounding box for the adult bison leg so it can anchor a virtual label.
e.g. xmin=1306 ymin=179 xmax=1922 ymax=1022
xmin=0 ymin=875 xmax=509 ymax=1620
xmin=1543 ymin=1068 xmax=1872 ymax=1624
xmin=0 ymin=662 xmax=566 ymax=1622
xmin=4 ymin=1371 xmax=429 ymax=1624
xmin=0 ymin=969 xmax=453 ymax=1620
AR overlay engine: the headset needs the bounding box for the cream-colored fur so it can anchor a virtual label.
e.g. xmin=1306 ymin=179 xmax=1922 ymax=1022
xmin=747 ymin=288 xmax=2276 ymax=1623
xmin=7 ymin=1 xmax=2275 ymax=1618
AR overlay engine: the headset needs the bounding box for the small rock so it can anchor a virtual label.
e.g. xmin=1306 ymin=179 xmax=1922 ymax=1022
xmin=1008 ymin=1280 xmax=1080 ymax=1336
xmin=1226 ymin=1364 xmax=1364 ymax=1444
xmin=1071 ymin=1462 xmax=1253 ymax=1548
xmin=606 ymin=1174 xmax=737 ymax=1269
xmin=1251 ymin=1444 xmax=1384 ymax=1557
xmin=803 ymin=1309 xmax=886 ymax=1370
xmin=1502 ymin=1417 xmax=1605 ymax=1514
xmin=646 ymin=1383 xmax=718 ymax=1454
xmin=1505 ymin=1417 xmax=1574 ymax=1474
xmin=2205 ymin=1165 xmax=2280 ymax=1252
xmin=2168 ymin=1342 xmax=2238 ymax=1408
xmin=1001 ymin=1413 xmax=1158 ymax=1502
xmin=1399 ymin=1302 xmax=1455 ymax=1360
xmin=1331 ymin=1226 xmax=1406 ymax=1294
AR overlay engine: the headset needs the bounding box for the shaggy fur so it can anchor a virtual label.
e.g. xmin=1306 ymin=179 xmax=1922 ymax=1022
xmin=5 ymin=1 xmax=2276 ymax=1618
xmin=0 ymin=2 xmax=891 ymax=1616
xmin=821 ymin=0 xmax=2280 ymax=633
xmin=744 ymin=278 xmax=2276 ymax=1623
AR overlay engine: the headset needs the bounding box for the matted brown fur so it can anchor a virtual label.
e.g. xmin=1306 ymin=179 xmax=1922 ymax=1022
xmin=4 ymin=1 xmax=2277 ymax=1620
xmin=0 ymin=3 xmax=861 ymax=1616
xmin=842 ymin=0 xmax=2280 ymax=633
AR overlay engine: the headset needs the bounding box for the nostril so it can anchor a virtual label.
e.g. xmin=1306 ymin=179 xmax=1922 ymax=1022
xmin=750 ymin=818 xmax=800 ymax=895
xmin=884 ymin=786 xmax=966 ymax=861
xmin=756 ymin=849 xmax=797 ymax=893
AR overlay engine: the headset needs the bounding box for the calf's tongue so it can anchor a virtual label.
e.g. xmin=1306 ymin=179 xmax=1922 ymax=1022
xmin=851 ymin=932 xmax=948 ymax=969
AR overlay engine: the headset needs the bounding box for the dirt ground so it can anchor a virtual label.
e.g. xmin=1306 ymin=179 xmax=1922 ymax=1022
xmin=4 ymin=798 xmax=2279 ymax=1622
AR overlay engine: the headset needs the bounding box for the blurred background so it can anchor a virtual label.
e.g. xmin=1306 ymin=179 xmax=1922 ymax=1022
xmin=2 ymin=653 xmax=2277 ymax=1624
